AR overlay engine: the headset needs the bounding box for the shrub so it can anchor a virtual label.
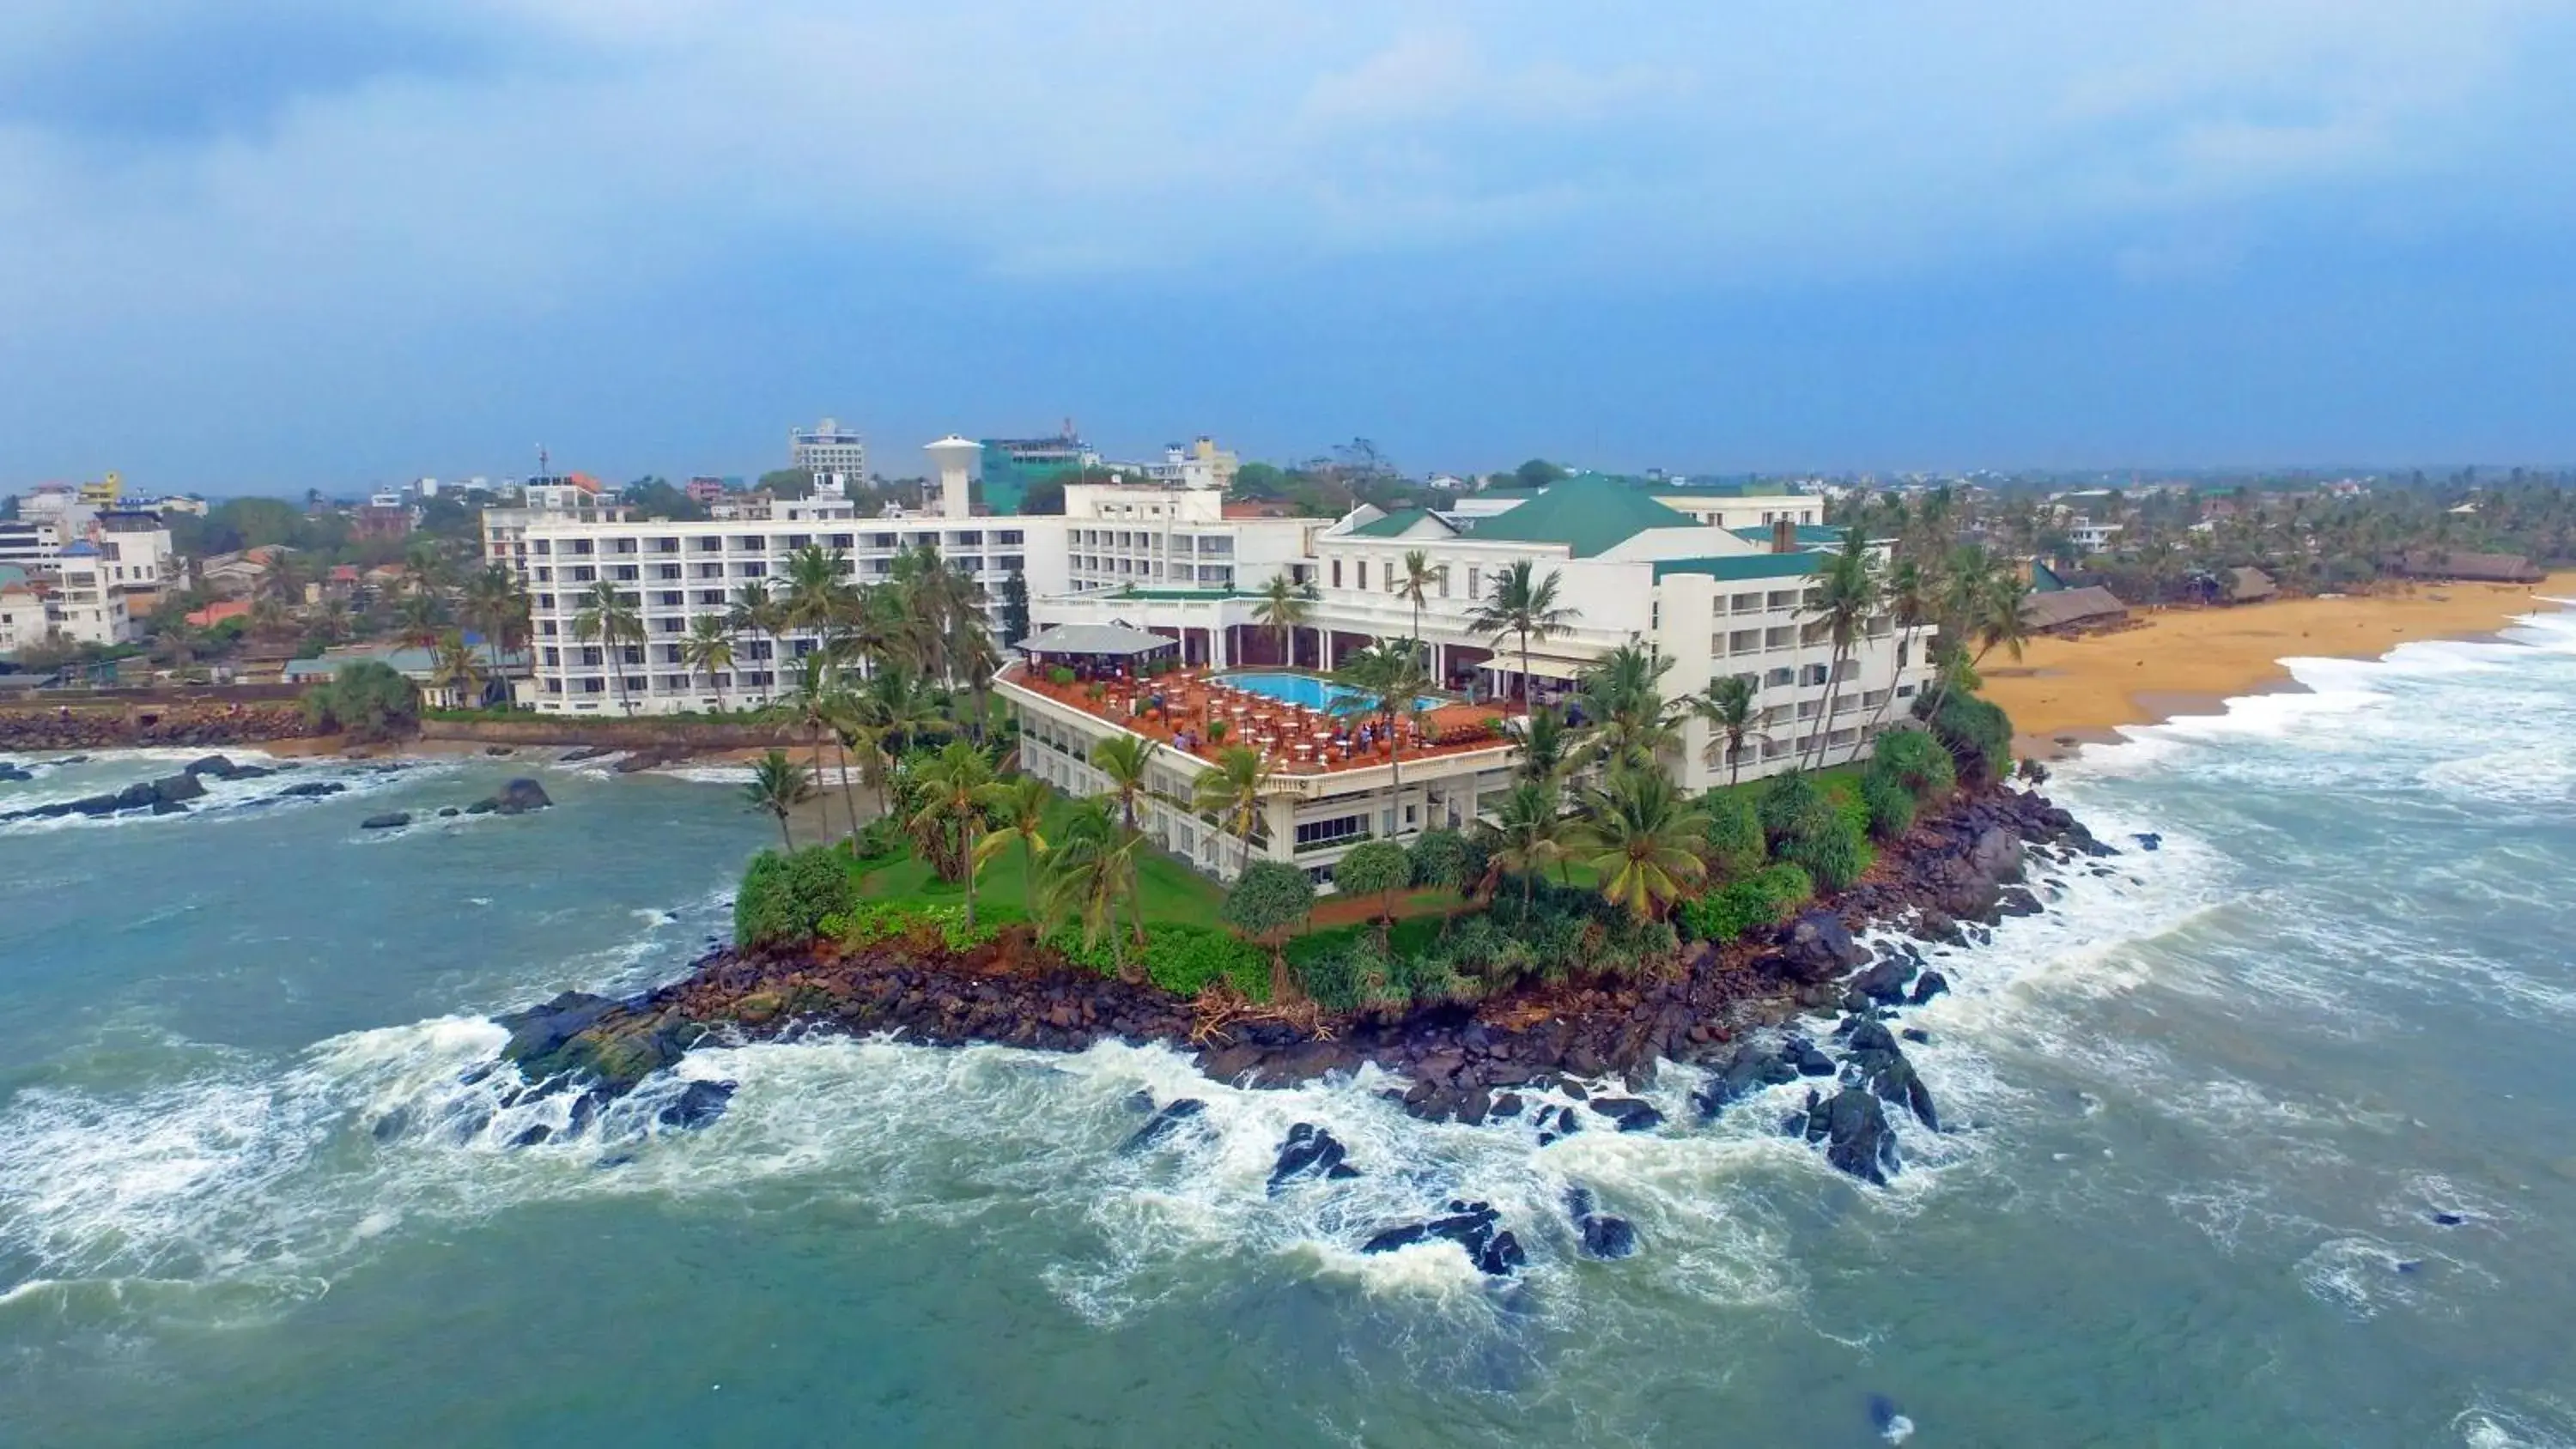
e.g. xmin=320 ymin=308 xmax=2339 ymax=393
xmin=1700 ymin=790 xmax=1766 ymax=876
xmin=736 ymin=846 xmax=857 ymax=948
xmin=824 ymin=900 xmax=999 ymax=953
xmin=1332 ymin=840 xmax=1411 ymax=918
xmin=1407 ymin=829 xmax=1471 ymax=892
xmin=1780 ymin=815 xmax=1871 ymax=892
xmin=1047 ymin=665 xmax=1077 ymax=687
xmin=1679 ymin=863 xmax=1815 ymax=943
xmin=1290 ymin=936 xmax=1369 ymax=1013
xmin=300 ymin=659 xmax=419 ymax=743
xmin=1923 ymin=691 xmax=2013 ymax=783
xmin=1758 ymin=770 xmax=1832 ymax=847
xmin=1871 ymin=726 xmax=1957 ymax=800
xmin=1222 ymin=861 xmax=1314 ymax=946
xmin=1860 ymin=770 xmax=1917 ymax=840
xmin=1206 ymin=718 xmax=1230 ymax=744
xmin=1139 ymin=925 xmax=1268 ymax=1000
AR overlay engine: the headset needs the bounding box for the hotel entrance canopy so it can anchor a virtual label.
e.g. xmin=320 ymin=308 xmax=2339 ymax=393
xmin=1012 ymin=621 xmax=1179 ymax=658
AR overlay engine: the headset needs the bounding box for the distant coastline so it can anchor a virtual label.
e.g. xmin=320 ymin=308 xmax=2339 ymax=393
xmin=1982 ymin=573 xmax=2576 ymax=759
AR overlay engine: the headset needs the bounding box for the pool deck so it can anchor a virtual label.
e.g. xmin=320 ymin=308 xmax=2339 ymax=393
xmin=999 ymin=663 xmax=1523 ymax=778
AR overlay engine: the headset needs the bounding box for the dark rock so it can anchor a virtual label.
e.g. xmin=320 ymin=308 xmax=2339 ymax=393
xmin=1850 ymin=955 xmax=1917 ymax=1006
xmin=479 ymin=778 xmax=553 ymax=815
xmin=361 ymin=812 xmax=412 ymax=830
xmin=1970 ymin=826 xmax=2026 ymax=883
xmin=2430 ymin=1210 xmax=2467 ymax=1228
xmin=276 ymin=780 xmax=346 ymax=799
xmin=183 ymin=755 xmax=238 ymax=779
xmin=497 ymin=990 xmax=622 ymax=1064
xmin=655 ymin=1079 xmax=736 ymax=1130
xmin=1899 ymin=1028 xmax=1932 ymax=1046
xmin=1801 ymin=1085 xmax=1900 ymax=1185
xmin=1587 ymin=1097 xmax=1663 ymax=1132
xmin=1475 ymin=1230 xmax=1527 ymax=1276
xmin=484 ymin=745 xmax=515 ymax=756
xmin=1120 ymin=1098 xmax=1206 ymax=1154
xmin=1789 ymin=1038 xmax=1837 ymax=1077
xmin=559 ymin=746 xmax=616 ymax=763
xmin=1360 ymin=1221 xmax=1433 ymax=1254
xmin=510 ymin=1124 xmax=554 ymax=1148
xmin=1123 ymin=1088 xmax=1157 ymax=1113
xmin=1780 ymin=911 xmax=1868 ymax=981
xmin=1491 ymin=1092 xmax=1525 ymax=1120
xmin=1553 ymin=1106 xmax=1581 ymax=1137
xmin=1579 ymin=1214 xmax=1638 ymax=1259
xmin=149 ymin=799 xmax=189 ymax=815
xmin=1996 ymin=885 xmax=2043 ymax=917
xmin=370 ymin=1107 xmax=410 ymax=1141
xmin=2132 ymin=832 xmax=2162 ymax=851
xmin=1908 ymin=969 xmax=1951 ymax=1006
xmin=1267 ymin=1122 xmax=1354 ymax=1191
xmin=437 ymin=806 xmax=460 ymax=817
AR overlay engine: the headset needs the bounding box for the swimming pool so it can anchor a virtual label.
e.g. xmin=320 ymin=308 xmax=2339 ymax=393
xmin=1214 ymin=670 xmax=1446 ymax=714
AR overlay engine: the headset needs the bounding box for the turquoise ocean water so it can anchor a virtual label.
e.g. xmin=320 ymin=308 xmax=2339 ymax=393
xmin=4 ymin=600 xmax=2574 ymax=1446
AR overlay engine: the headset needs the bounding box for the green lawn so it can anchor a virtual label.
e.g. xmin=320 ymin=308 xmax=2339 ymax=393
xmin=852 ymin=794 xmax=1226 ymax=927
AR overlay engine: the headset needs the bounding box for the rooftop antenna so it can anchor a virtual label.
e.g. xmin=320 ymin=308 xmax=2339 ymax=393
xmin=537 ymin=444 xmax=549 ymax=478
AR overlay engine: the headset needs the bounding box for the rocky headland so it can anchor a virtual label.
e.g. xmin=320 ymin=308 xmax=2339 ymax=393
xmin=493 ymin=783 xmax=2111 ymax=1248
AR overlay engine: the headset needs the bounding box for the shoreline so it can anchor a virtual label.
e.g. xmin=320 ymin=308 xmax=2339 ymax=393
xmin=1982 ymin=574 xmax=2576 ymax=760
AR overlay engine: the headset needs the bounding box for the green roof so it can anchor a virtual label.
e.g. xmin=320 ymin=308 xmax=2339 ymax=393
xmin=1465 ymin=476 xmax=1702 ymax=558
xmin=1726 ymin=524 xmax=1846 ymax=548
xmin=1651 ymin=554 xmax=1828 ymax=584
xmin=1347 ymin=508 xmax=1455 ymax=539
xmin=1468 ymin=486 xmax=1548 ymax=501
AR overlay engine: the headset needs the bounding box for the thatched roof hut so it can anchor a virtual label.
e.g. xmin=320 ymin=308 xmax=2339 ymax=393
xmin=2390 ymin=549 xmax=2544 ymax=584
xmin=2225 ymin=567 xmax=2278 ymax=603
xmin=2023 ymin=585 xmax=2130 ymax=634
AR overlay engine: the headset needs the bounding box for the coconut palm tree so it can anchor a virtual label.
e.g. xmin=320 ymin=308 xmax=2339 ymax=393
xmin=1041 ymin=800 xmax=1147 ymax=979
xmin=727 ymin=580 xmax=787 ymax=700
xmin=781 ymin=544 xmax=854 ymax=659
xmin=571 ymin=579 xmax=644 ymax=714
xmin=679 ymin=615 xmax=736 ymax=711
xmin=976 ymin=774 xmax=1054 ymax=920
xmin=834 ymin=664 xmax=942 ymax=820
xmin=1396 ymin=549 xmax=1438 ymax=653
xmin=1578 ymin=641 xmax=1681 ymax=773
xmin=1973 ymin=572 xmax=2034 ymax=669
xmin=1249 ymin=573 xmax=1314 ymax=669
xmin=1467 ymin=559 xmax=1579 ymax=711
xmin=785 ymin=652 xmax=860 ymax=844
xmin=1797 ymin=527 xmax=1884 ymax=767
xmin=743 ymin=749 xmax=814 ymax=851
xmin=1330 ymin=636 xmax=1432 ymax=843
xmin=427 ymin=630 xmax=484 ymax=710
xmin=1573 ymin=768 xmax=1710 ymax=921
xmin=464 ymin=565 xmax=532 ymax=656
xmin=1690 ymin=674 xmax=1762 ymax=786
xmin=1088 ymin=733 xmax=1162 ymax=833
xmin=393 ymin=590 xmax=448 ymax=653
xmin=1515 ymin=704 xmax=1575 ymax=797
xmin=908 ymin=741 xmax=1001 ymax=929
xmin=1191 ymin=743 xmax=1276 ymax=877
xmin=1479 ymin=782 xmax=1571 ymax=907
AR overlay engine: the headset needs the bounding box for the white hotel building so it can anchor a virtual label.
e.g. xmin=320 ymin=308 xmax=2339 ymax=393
xmin=490 ymin=440 xmax=1932 ymax=881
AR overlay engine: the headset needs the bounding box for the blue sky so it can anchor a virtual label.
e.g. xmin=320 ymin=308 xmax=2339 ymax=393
xmin=4 ymin=1 xmax=2574 ymax=493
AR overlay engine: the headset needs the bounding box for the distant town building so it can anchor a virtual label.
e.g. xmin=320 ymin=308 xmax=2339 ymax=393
xmin=51 ymin=542 xmax=131 ymax=646
xmin=354 ymin=501 xmax=414 ymax=541
xmin=790 ymin=417 xmax=867 ymax=486
xmin=0 ymin=518 xmax=64 ymax=575
xmin=685 ymin=476 xmax=730 ymax=506
xmin=979 ymin=429 xmax=1097 ymax=513
xmin=1142 ymin=437 xmax=1240 ymax=493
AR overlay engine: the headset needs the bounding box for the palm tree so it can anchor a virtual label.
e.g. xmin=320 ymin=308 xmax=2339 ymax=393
xmin=427 ymin=630 xmax=484 ymax=710
xmin=1573 ymin=768 xmax=1710 ymax=921
xmin=1515 ymin=704 xmax=1574 ymax=797
xmin=727 ymin=580 xmax=787 ymax=700
xmin=393 ymin=590 xmax=448 ymax=653
xmin=1467 ymin=559 xmax=1579 ymax=711
xmin=1797 ymin=527 xmax=1884 ymax=768
xmin=786 ymin=652 xmax=860 ymax=845
xmin=571 ymin=579 xmax=644 ymax=714
xmin=1088 ymin=733 xmax=1162 ymax=833
xmin=680 ymin=615 xmax=736 ymax=711
xmin=403 ymin=539 xmax=456 ymax=599
xmin=1973 ymin=572 xmax=2034 ymax=670
xmin=1250 ymin=574 xmax=1314 ymax=669
xmin=1330 ymin=636 xmax=1432 ymax=843
xmin=743 ymin=749 xmax=815 ymax=851
xmin=1041 ymin=801 xmax=1147 ymax=979
xmin=977 ymin=775 xmax=1054 ymax=920
xmin=1578 ymin=641 xmax=1681 ymax=773
xmin=835 ymin=664 xmax=942 ymax=820
xmin=909 ymin=741 xmax=1001 ymax=929
xmin=1396 ymin=549 xmax=1438 ymax=656
xmin=1690 ymin=674 xmax=1762 ymax=786
xmin=781 ymin=544 xmax=854 ymax=658
xmin=1191 ymin=743 xmax=1277 ymax=877
xmin=464 ymin=565 xmax=532 ymax=654
xmin=1480 ymin=782 xmax=1571 ymax=907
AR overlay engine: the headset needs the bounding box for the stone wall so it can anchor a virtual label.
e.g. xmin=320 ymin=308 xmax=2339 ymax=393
xmin=418 ymin=717 xmax=814 ymax=750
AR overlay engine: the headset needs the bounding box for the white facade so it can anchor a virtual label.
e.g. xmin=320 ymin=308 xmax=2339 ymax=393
xmin=91 ymin=512 xmax=175 ymax=591
xmin=791 ymin=417 xmax=867 ymax=483
xmin=1141 ymin=436 xmax=1240 ymax=493
xmin=492 ymin=491 xmax=1068 ymax=714
xmin=0 ymin=519 xmax=63 ymax=575
xmin=0 ymin=585 xmax=47 ymax=655
xmin=50 ymin=547 xmax=131 ymax=646
xmin=1059 ymin=480 xmax=1314 ymax=595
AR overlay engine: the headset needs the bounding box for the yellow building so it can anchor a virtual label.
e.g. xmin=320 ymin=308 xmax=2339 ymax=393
xmin=77 ymin=471 xmax=122 ymax=508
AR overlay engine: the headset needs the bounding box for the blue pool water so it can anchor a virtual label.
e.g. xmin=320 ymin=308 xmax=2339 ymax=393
xmin=1215 ymin=670 xmax=1445 ymax=713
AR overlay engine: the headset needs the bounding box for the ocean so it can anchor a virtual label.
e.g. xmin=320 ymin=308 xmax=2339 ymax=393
xmin=3 ymin=602 xmax=2573 ymax=1447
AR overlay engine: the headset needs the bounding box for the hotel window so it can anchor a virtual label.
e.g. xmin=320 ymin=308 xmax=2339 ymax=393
xmin=1356 ymin=561 xmax=1369 ymax=591
xmin=1332 ymin=559 xmax=1343 ymax=588
xmin=1467 ymin=567 xmax=1479 ymax=599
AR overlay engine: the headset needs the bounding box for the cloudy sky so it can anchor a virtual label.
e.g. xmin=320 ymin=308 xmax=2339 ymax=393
xmin=5 ymin=1 xmax=2574 ymax=492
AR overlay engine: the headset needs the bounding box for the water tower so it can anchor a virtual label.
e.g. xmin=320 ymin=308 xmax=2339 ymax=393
xmin=924 ymin=435 xmax=979 ymax=519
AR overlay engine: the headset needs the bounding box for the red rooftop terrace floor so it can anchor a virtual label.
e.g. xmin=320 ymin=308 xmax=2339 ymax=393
xmin=999 ymin=663 xmax=1522 ymax=777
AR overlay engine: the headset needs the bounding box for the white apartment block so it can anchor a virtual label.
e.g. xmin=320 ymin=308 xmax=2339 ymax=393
xmin=491 ymin=454 xmax=1066 ymax=714
xmin=790 ymin=417 xmax=866 ymax=483
xmin=0 ymin=519 xmax=63 ymax=576
xmin=91 ymin=512 xmax=175 ymax=592
xmin=50 ymin=544 xmax=131 ymax=646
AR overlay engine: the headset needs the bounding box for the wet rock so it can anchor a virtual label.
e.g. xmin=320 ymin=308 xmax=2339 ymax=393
xmin=1908 ymin=969 xmax=1951 ymax=1006
xmin=560 ymin=746 xmax=617 ymax=763
xmin=1899 ymin=1028 xmax=1932 ymax=1046
xmin=1850 ymin=955 xmax=1917 ymax=1006
xmin=1361 ymin=1201 xmax=1522 ymax=1275
xmin=1798 ymin=1085 xmax=1900 ymax=1185
xmin=437 ymin=806 xmax=460 ymax=817
xmin=1970 ymin=826 xmax=2026 ymax=883
xmin=1780 ymin=911 xmax=1868 ymax=981
xmin=2132 ymin=832 xmax=2161 ymax=852
xmin=1587 ymin=1097 xmax=1663 ymax=1133
xmin=1475 ymin=1231 xmax=1527 ymax=1276
xmin=497 ymin=991 xmax=621 ymax=1063
xmin=510 ymin=1123 xmax=555 ymax=1148
xmin=1579 ymin=1214 xmax=1638 ymax=1259
xmin=1789 ymin=1037 xmax=1838 ymax=1077
xmin=361 ymin=812 xmax=411 ymax=830
xmin=1267 ymin=1122 xmax=1355 ymax=1191
xmin=0 ymin=763 xmax=30 ymax=783
xmin=656 ymin=1079 xmax=736 ymax=1130
xmin=183 ymin=755 xmax=239 ymax=779
xmin=276 ymin=780 xmax=346 ymax=799
xmin=370 ymin=1107 xmax=411 ymax=1141
xmin=1120 ymin=1097 xmax=1206 ymax=1154
xmin=1491 ymin=1092 xmax=1525 ymax=1120
xmin=2430 ymin=1210 xmax=2467 ymax=1228
xmin=477 ymin=778 xmax=553 ymax=815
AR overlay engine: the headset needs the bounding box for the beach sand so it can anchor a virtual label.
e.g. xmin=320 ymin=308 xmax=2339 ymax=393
xmin=1982 ymin=573 xmax=2576 ymax=759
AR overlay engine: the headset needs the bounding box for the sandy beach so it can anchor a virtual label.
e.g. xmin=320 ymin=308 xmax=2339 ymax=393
xmin=1983 ymin=573 xmax=2576 ymax=758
